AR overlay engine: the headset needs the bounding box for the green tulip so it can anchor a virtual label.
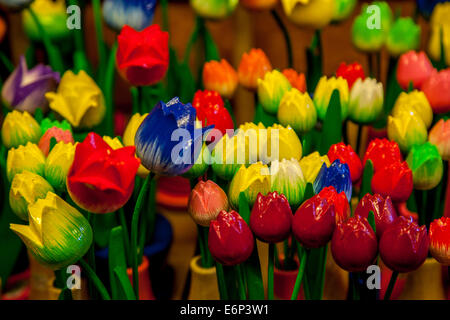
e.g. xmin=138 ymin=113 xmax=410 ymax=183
xmin=406 ymin=142 xmax=443 ymax=190
xmin=386 ymin=17 xmax=421 ymax=57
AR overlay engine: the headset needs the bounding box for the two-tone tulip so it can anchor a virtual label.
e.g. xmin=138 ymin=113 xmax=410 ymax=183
xmin=406 ymin=142 xmax=443 ymax=190
xmin=277 ymin=88 xmax=317 ymax=134
xmin=313 ymin=76 xmax=349 ymax=121
xmin=313 ymin=159 xmax=352 ymax=201
xmin=348 ymin=78 xmax=384 ymax=124
xmin=1 ymin=110 xmax=41 ymax=149
xmin=188 ymin=180 xmax=229 ymax=226
xmin=336 ymin=62 xmax=365 ymax=89
xmin=208 ymin=210 xmax=254 ymax=265
xmin=257 ymin=70 xmax=292 ymax=115
xmin=228 ymin=162 xmax=271 ymax=209
xmin=190 ymin=0 xmax=238 ymax=19
xmin=422 ymin=69 xmax=450 ymax=114
xmin=203 ymin=59 xmax=238 ymax=99
xmin=281 ymin=0 xmax=335 ymax=29
xmin=238 ymin=48 xmax=272 ymax=91
xmin=363 ymin=138 xmax=402 ymax=172
xmin=355 ymin=193 xmax=397 ymax=238
xmin=45 ymin=70 xmax=105 ymax=129
xmin=396 ymin=51 xmax=436 ymax=91
xmin=292 ymin=190 xmax=336 ymax=248
xmin=299 ymin=152 xmax=331 ymax=184
xmin=327 ymin=143 xmax=362 ymax=183
xmin=44 ymin=141 xmax=76 ymax=192
xmin=387 ymin=112 xmax=428 ymax=154
xmin=429 ymin=217 xmax=450 ymax=265
xmin=9 ymin=171 xmax=54 ymax=221
xmin=379 ymin=216 xmax=429 ymax=273
xmin=7 ymin=142 xmax=46 ymax=182
xmin=386 ymin=17 xmax=421 ymax=57
xmin=270 ymin=159 xmax=306 ymax=209
xmin=429 ymin=118 xmax=450 ymax=161
xmin=392 ymin=91 xmax=433 ymax=129
xmin=250 ymin=191 xmax=292 ymax=243
xmin=1 ymin=56 xmax=59 ymax=114
xmin=371 ymin=161 xmax=413 ymax=203
xmin=10 ymin=192 xmax=93 ymax=270
xmin=331 ymin=216 xmax=378 ymax=272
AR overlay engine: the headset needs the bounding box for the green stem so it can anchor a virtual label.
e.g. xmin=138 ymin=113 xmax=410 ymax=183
xmin=291 ymin=248 xmax=308 ymax=300
xmin=352 ymin=273 xmax=360 ymax=300
xmin=270 ymin=9 xmax=293 ymax=68
xmin=104 ymin=41 xmax=118 ymax=136
xmin=0 ymin=51 xmax=13 ymax=73
xmin=183 ymin=17 xmax=201 ymax=65
xmin=92 ymin=0 xmax=107 ymax=84
xmin=27 ymin=7 xmax=64 ymax=73
xmin=87 ymin=212 xmax=97 ymax=300
xmin=161 ymin=0 xmax=169 ymax=32
xmin=236 ymin=265 xmax=247 ymax=300
xmin=197 ymin=225 xmax=207 ymax=268
xmin=215 ymin=262 xmax=228 ymax=300
xmin=130 ymin=173 xmax=153 ymax=299
xmin=78 ymin=259 xmax=111 ymax=300
xmin=268 ymin=243 xmax=274 ymax=300
xmin=384 ymin=271 xmax=398 ymax=300
xmin=118 ymin=208 xmax=131 ymax=267
xmin=131 ymin=87 xmax=140 ymax=115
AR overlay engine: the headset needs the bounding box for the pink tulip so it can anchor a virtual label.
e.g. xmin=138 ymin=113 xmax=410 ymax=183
xmin=422 ymin=69 xmax=450 ymax=114
xmin=396 ymin=51 xmax=436 ymax=90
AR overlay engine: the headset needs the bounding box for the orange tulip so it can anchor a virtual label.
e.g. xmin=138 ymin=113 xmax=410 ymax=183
xmin=202 ymin=59 xmax=238 ymax=99
xmin=282 ymin=68 xmax=307 ymax=93
xmin=238 ymin=48 xmax=272 ymax=90
xmin=0 ymin=17 xmax=6 ymax=44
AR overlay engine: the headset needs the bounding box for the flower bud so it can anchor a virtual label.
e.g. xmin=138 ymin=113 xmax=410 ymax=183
xmin=327 ymin=143 xmax=362 ymax=182
xmin=299 ymin=152 xmax=330 ymax=184
xmin=396 ymin=51 xmax=436 ymax=91
xmin=238 ymin=48 xmax=272 ymax=90
xmin=203 ymin=59 xmax=238 ymax=99
xmin=44 ymin=141 xmax=76 ymax=192
xmin=386 ymin=17 xmax=421 ymax=57
xmin=7 ymin=142 xmax=45 ymax=182
xmin=270 ymin=159 xmax=306 ymax=209
xmin=38 ymin=127 xmax=74 ymax=156
xmin=331 ymin=216 xmax=378 ymax=272
xmin=261 ymin=124 xmax=302 ymax=163
xmin=313 ymin=160 xmax=352 ymax=201
xmin=282 ymin=69 xmax=306 ymax=93
xmin=363 ymin=138 xmax=402 ymax=172
xmin=336 ymin=62 xmax=365 ymax=89
xmin=188 ymin=180 xmax=229 ymax=226
xmin=250 ymin=191 xmax=292 ymax=243
xmin=429 ymin=118 xmax=450 ymax=161
xmin=422 ymin=69 xmax=450 ymax=114
xmin=379 ymin=216 xmax=429 ymax=273
xmin=392 ymin=91 xmax=433 ymax=129
xmin=277 ymin=88 xmax=317 ymax=134
xmin=406 ymin=142 xmax=443 ymax=190
xmin=314 ymin=76 xmax=349 ymax=121
xmin=208 ymin=210 xmax=254 ymax=266
xmin=257 ymin=70 xmax=291 ymax=115
xmin=1 ymin=110 xmax=41 ymax=149
xmin=371 ymin=161 xmax=413 ymax=203
xmin=348 ymin=78 xmax=384 ymax=124
xmin=387 ymin=112 xmax=428 ymax=154
xmin=429 ymin=217 xmax=450 ymax=265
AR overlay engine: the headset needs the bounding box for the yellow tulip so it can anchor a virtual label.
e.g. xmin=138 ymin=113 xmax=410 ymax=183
xmin=281 ymin=0 xmax=335 ymax=29
xmin=1 ymin=110 xmax=42 ymax=149
xmin=430 ymin=2 xmax=450 ymax=28
xmin=228 ymin=162 xmax=271 ymax=209
xmin=7 ymin=142 xmax=46 ymax=182
xmin=257 ymin=70 xmax=292 ymax=115
xmin=260 ymin=123 xmax=302 ymax=163
xmin=10 ymin=192 xmax=93 ymax=270
xmin=428 ymin=24 xmax=450 ymax=67
xmin=387 ymin=112 xmax=428 ymax=154
xmin=45 ymin=70 xmax=106 ymax=129
xmin=299 ymin=151 xmax=330 ymax=184
xmin=123 ymin=113 xmax=148 ymax=147
xmin=45 ymin=141 xmax=76 ymax=192
xmin=9 ymin=171 xmax=54 ymax=221
xmin=277 ymin=88 xmax=317 ymax=134
xmin=314 ymin=76 xmax=349 ymax=121
xmin=392 ymin=91 xmax=433 ymax=129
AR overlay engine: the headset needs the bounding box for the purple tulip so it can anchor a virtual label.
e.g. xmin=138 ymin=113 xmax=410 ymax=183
xmin=1 ymin=56 xmax=60 ymax=114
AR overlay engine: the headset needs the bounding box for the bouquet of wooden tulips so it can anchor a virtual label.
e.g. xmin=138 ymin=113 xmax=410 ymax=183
xmin=0 ymin=0 xmax=449 ymax=302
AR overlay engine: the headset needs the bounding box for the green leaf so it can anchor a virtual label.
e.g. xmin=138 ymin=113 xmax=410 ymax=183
xmin=94 ymin=212 xmax=117 ymax=248
xmin=306 ymin=30 xmax=323 ymax=92
xmin=34 ymin=108 xmax=44 ymax=124
xmin=203 ymin=26 xmax=220 ymax=62
xmin=303 ymin=183 xmax=315 ymax=202
xmin=113 ymin=266 xmax=136 ymax=300
xmin=359 ymin=160 xmax=374 ymax=201
xmin=368 ymin=211 xmax=376 ymax=234
xmin=253 ymin=103 xmax=278 ymax=127
xmin=319 ymin=90 xmax=342 ymax=155
xmin=239 ymin=192 xmax=250 ymax=224
xmin=304 ymin=244 xmax=327 ymax=300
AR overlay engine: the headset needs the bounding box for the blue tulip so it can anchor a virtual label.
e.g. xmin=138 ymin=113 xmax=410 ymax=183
xmin=416 ymin=0 xmax=448 ymax=18
xmin=313 ymin=159 xmax=352 ymax=201
xmin=135 ymin=97 xmax=212 ymax=176
xmin=102 ymin=0 xmax=157 ymax=32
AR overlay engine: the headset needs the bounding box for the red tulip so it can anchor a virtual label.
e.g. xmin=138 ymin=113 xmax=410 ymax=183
xmin=208 ymin=210 xmax=254 ymax=266
xmin=116 ymin=24 xmax=169 ymax=86
xmin=380 ymin=216 xmax=429 ymax=273
xmin=429 ymin=217 xmax=450 ymax=265
xmin=422 ymin=69 xmax=450 ymax=114
xmin=292 ymin=192 xmax=336 ymax=248
xmin=67 ymin=132 xmax=140 ymax=214
xmin=371 ymin=161 xmax=413 ymax=203
xmin=318 ymin=186 xmax=350 ymax=223
xmin=327 ymin=142 xmax=363 ymax=182
xmin=363 ymin=138 xmax=402 ymax=172
xmin=188 ymin=180 xmax=229 ymax=227
xmin=355 ymin=193 xmax=397 ymax=238
xmin=192 ymin=90 xmax=234 ymax=138
xmin=396 ymin=51 xmax=436 ymax=90
xmin=331 ymin=216 xmax=378 ymax=272
xmin=336 ymin=62 xmax=365 ymax=89
xmin=250 ymin=192 xmax=292 ymax=243
xmin=38 ymin=127 xmax=74 ymax=156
